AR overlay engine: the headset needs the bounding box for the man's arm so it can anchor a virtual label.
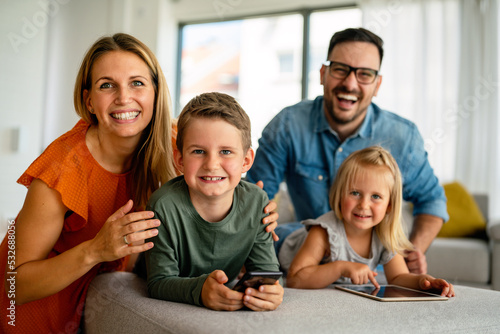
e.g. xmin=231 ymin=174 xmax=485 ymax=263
xmin=410 ymin=214 xmax=444 ymax=252
xmin=393 ymin=121 xmax=447 ymax=274
xmin=406 ymin=214 xmax=444 ymax=274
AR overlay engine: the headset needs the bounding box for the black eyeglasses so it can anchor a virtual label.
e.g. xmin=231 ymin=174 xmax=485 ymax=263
xmin=323 ymin=61 xmax=379 ymax=84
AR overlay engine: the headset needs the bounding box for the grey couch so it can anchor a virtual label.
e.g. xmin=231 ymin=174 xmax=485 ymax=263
xmin=422 ymin=194 xmax=500 ymax=290
xmin=84 ymin=272 xmax=500 ymax=333
xmin=402 ymin=194 xmax=500 ymax=290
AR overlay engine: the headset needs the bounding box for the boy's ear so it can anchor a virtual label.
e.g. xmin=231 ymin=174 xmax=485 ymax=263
xmin=173 ymin=148 xmax=184 ymax=173
xmin=241 ymin=148 xmax=255 ymax=173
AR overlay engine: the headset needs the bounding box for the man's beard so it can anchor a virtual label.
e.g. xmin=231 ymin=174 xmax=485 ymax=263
xmin=324 ymin=88 xmax=366 ymax=125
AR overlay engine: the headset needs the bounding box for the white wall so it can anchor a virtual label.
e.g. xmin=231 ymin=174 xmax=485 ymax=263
xmin=0 ymin=0 xmax=48 ymax=234
xmin=0 ymin=0 xmax=177 ymax=234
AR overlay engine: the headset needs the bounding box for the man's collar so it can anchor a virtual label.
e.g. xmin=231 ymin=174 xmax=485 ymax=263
xmin=356 ymin=104 xmax=374 ymax=139
xmin=314 ymin=97 xmax=332 ymax=133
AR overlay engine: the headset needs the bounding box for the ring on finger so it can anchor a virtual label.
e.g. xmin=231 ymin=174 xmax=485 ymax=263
xmin=123 ymin=234 xmax=130 ymax=245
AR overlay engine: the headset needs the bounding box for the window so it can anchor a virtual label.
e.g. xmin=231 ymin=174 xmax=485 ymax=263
xmin=278 ymin=52 xmax=294 ymax=74
xmin=177 ymin=7 xmax=362 ymax=149
xmin=307 ymin=8 xmax=362 ymax=98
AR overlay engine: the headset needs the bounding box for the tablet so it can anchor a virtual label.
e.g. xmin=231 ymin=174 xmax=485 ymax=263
xmin=335 ymin=284 xmax=448 ymax=302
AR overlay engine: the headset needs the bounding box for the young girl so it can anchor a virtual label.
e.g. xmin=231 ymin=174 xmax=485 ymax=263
xmin=285 ymin=146 xmax=455 ymax=297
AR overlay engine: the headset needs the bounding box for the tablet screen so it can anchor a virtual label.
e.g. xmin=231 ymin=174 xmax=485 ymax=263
xmin=335 ymin=284 xmax=448 ymax=302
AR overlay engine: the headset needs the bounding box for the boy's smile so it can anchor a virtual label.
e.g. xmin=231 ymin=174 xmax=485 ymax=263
xmin=174 ymin=117 xmax=254 ymax=219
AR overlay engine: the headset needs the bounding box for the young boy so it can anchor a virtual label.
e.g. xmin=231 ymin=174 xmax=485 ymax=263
xmin=145 ymin=92 xmax=284 ymax=311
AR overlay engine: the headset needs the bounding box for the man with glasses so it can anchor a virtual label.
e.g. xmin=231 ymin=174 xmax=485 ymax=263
xmin=247 ymin=28 xmax=448 ymax=275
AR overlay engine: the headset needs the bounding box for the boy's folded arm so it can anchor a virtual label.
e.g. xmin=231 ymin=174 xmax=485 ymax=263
xmin=147 ymin=274 xmax=209 ymax=306
xmin=143 ymin=211 xmax=210 ymax=306
xmin=244 ymin=223 xmax=283 ymax=285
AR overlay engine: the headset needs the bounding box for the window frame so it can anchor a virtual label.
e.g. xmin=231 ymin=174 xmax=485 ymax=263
xmin=174 ymin=4 xmax=358 ymax=116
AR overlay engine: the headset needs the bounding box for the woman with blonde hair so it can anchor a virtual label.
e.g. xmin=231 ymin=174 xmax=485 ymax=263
xmin=0 ymin=33 xmax=278 ymax=333
xmin=284 ymin=146 xmax=454 ymax=297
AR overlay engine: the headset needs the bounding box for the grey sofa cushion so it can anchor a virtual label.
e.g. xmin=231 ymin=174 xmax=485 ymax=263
xmin=426 ymin=238 xmax=490 ymax=283
xmin=402 ymin=197 xmax=491 ymax=285
xmin=84 ymin=272 xmax=500 ymax=334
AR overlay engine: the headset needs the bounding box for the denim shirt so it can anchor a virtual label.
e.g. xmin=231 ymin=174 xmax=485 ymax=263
xmin=247 ymin=96 xmax=448 ymax=222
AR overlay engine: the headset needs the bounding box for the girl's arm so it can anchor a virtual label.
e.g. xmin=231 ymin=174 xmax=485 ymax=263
xmin=384 ymin=254 xmax=455 ymax=297
xmin=287 ymin=226 xmax=380 ymax=289
xmin=9 ymin=179 xmax=159 ymax=305
xmin=286 ymin=226 xmax=344 ymax=288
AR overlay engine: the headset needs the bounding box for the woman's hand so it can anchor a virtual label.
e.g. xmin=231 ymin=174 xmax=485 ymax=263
xmin=255 ymin=180 xmax=279 ymax=241
xmin=87 ymin=199 xmax=160 ymax=265
xmin=12 ymin=180 xmax=159 ymax=304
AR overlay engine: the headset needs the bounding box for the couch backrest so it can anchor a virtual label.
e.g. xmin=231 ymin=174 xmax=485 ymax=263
xmin=473 ymin=194 xmax=489 ymax=223
xmin=401 ymin=194 xmax=490 ymax=236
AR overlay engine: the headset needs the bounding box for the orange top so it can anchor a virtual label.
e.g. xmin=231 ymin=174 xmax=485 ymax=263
xmin=0 ymin=119 xmax=177 ymax=333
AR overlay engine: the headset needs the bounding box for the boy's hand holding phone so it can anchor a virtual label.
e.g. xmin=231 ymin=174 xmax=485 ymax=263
xmin=242 ymin=279 xmax=284 ymax=311
xmin=201 ymin=270 xmax=284 ymax=311
xmin=201 ymin=270 xmax=245 ymax=311
xmin=234 ymin=271 xmax=284 ymax=311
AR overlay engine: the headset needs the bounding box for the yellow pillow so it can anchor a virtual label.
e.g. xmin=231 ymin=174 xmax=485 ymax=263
xmin=438 ymin=182 xmax=486 ymax=238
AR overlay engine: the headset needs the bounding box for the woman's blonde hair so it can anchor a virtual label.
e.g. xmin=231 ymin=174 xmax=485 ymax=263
xmin=329 ymin=146 xmax=414 ymax=256
xmin=73 ymin=33 xmax=176 ymax=208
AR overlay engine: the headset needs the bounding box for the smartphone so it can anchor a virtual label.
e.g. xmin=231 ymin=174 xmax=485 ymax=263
xmin=232 ymin=271 xmax=283 ymax=292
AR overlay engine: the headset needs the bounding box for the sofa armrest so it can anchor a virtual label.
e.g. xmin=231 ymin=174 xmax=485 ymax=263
xmin=488 ymin=220 xmax=500 ymax=241
xmin=489 ymin=220 xmax=500 ymax=291
xmin=473 ymin=194 xmax=488 ymax=223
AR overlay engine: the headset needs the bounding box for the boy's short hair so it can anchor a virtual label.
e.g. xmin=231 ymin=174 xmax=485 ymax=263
xmin=176 ymin=92 xmax=252 ymax=152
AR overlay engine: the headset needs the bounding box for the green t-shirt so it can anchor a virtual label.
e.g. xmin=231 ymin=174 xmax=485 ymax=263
xmin=145 ymin=176 xmax=280 ymax=306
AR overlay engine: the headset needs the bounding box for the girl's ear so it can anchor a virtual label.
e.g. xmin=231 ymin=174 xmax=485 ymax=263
xmin=173 ymin=148 xmax=184 ymax=173
xmin=386 ymin=202 xmax=392 ymax=214
xmin=241 ymin=148 xmax=255 ymax=173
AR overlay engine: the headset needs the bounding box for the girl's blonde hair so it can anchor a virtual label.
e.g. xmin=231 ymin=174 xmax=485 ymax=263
xmin=329 ymin=146 xmax=414 ymax=256
xmin=73 ymin=33 xmax=176 ymax=208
